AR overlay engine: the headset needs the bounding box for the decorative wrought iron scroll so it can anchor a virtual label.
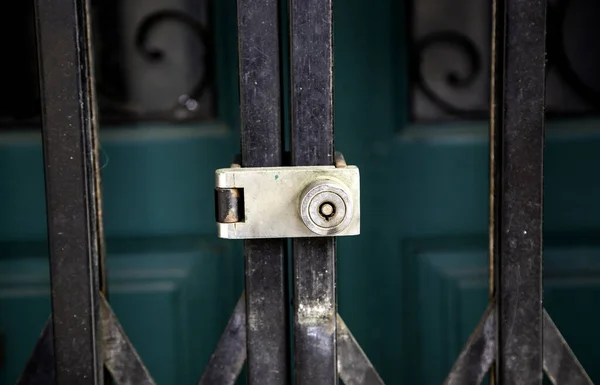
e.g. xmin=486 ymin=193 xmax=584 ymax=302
xmin=94 ymin=3 xmax=215 ymax=123
xmin=0 ymin=1 xmax=216 ymax=127
xmin=411 ymin=0 xmax=600 ymax=121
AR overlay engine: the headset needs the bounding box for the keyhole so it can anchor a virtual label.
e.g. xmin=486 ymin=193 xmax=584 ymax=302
xmin=319 ymin=202 xmax=336 ymax=220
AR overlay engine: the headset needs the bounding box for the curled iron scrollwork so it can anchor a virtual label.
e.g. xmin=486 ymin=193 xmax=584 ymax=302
xmin=413 ymin=0 xmax=600 ymax=119
xmin=96 ymin=8 xmax=214 ymax=122
xmin=135 ymin=9 xmax=214 ymax=117
xmin=412 ymin=31 xmax=487 ymax=120
xmin=546 ymin=0 xmax=600 ymax=109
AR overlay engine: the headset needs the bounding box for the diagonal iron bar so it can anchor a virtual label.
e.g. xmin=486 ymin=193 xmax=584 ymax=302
xmin=18 ymin=300 xmax=383 ymax=385
xmin=100 ymin=295 xmax=156 ymax=385
xmin=17 ymin=296 xmax=156 ymax=385
xmin=543 ymin=310 xmax=593 ymax=385
xmin=15 ymin=319 xmax=54 ymax=385
xmin=337 ymin=316 xmax=385 ymax=385
xmin=443 ymin=305 xmax=593 ymax=385
xmin=198 ymin=301 xmax=384 ymax=385
xmin=443 ymin=304 xmax=496 ymax=385
xmin=197 ymin=295 xmax=247 ymax=385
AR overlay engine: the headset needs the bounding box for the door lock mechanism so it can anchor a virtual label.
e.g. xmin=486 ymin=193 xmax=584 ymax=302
xmin=215 ymin=153 xmax=360 ymax=239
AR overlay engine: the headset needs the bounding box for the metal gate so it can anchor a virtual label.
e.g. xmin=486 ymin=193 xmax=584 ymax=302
xmin=12 ymin=0 xmax=595 ymax=384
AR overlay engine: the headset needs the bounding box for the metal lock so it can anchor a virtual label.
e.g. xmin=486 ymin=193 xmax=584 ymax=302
xmin=299 ymin=179 xmax=354 ymax=236
xmin=215 ymin=155 xmax=360 ymax=239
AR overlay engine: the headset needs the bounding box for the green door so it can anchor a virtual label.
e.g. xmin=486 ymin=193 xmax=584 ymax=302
xmin=1 ymin=1 xmax=600 ymax=384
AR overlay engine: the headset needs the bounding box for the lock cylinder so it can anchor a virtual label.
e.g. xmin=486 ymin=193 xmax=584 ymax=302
xmin=299 ymin=179 xmax=354 ymax=236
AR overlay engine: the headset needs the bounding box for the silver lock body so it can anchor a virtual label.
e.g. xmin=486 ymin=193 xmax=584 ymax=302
xmin=215 ymin=165 xmax=360 ymax=239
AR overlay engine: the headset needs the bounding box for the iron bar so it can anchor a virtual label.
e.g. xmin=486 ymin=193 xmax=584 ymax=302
xmin=543 ymin=310 xmax=592 ymax=385
xmin=16 ymin=319 xmax=54 ymax=385
xmin=100 ymin=296 xmax=156 ymax=385
xmin=289 ymin=0 xmax=336 ymax=384
xmin=197 ymin=295 xmax=247 ymax=385
xmin=337 ymin=316 xmax=385 ymax=385
xmin=488 ymin=0 xmax=502 ymax=382
xmin=493 ymin=0 xmax=547 ymax=383
xmin=34 ymin=0 xmax=104 ymax=382
xmin=236 ymin=1 xmax=290 ymax=384
xmin=443 ymin=305 xmax=496 ymax=385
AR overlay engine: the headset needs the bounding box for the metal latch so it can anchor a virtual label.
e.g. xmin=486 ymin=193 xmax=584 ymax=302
xmin=215 ymin=153 xmax=360 ymax=239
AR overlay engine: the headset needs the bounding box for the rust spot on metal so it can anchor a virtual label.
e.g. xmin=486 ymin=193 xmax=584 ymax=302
xmin=334 ymin=151 xmax=347 ymax=168
xmin=223 ymin=208 xmax=239 ymax=223
xmin=216 ymin=188 xmax=243 ymax=223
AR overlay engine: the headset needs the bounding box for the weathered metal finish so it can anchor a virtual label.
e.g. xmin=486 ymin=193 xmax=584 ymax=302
xmin=300 ymin=178 xmax=356 ymax=236
xmin=237 ymin=0 xmax=284 ymax=169
xmin=100 ymin=295 xmax=156 ymax=385
xmin=215 ymin=165 xmax=360 ymax=238
xmin=543 ymin=310 xmax=592 ymax=385
xmin=34 ymin=0 xmax=104 ymax=382
xmin=215 ymin=188 xmax=242 ymax=224
xmin=337 ymin=316 xmax=385 ymax=385
xmin=493 ymin=0 xmax=547 ymax=383
xmin=292 ymin=233 xmax=336 ymax=385
xmin=197 ymin=307 xmax=382 ymax=385
xmin=16 ymin=320 xmax=55 ymax=385
xmin=488 ymin=1 xmax=502 ymax=384
xmin=198 ymin=295 xmax=247 ymax=385
xmin=443 ymin=305 xmax=496 ymax=385
xmin=290 ymin=0 xmax=336 ymax=383
xmin=237 ymin=0 xmax=290 ymax=384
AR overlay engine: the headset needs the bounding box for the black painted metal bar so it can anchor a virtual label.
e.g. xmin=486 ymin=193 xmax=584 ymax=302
xmin=494 ymin=0 xmax=547 ymax=383
xmin=34 ymin=0 xmax=104 ymax=382
xmin=16 ymin=319 xmax=55 ymax=385
xmin=337 ymin=316 xmax=385 ymax=385
xmin=100 ymin=296 xmax=156 ymax=385
xmin=198 ymin=295 xmax=247 ymax=385
xmin=443 ymin=305 xmax=496 ymax=385
xmin=543 ymin=310 xmax=592 ymax=385
xmin=236 ymin=1 xmax=290 ymax=384
xmin=289 ymin=0 xmax=336 ymax=384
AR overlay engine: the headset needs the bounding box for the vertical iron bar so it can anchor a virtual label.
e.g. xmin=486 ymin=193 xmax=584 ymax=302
xmin=34 ymin=0 xmax=104 ymax=383
xmin=237 ymin=1 xmax=290 ymax=385
xmin=489 ymin=0 xmax=503 ymax=383
xmin=289 ymin=0 xmax=336 ymax=384
xmin=494 ymin=0 xmax=547 ymax=384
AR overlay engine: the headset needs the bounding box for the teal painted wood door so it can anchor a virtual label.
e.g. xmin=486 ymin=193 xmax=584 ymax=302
xmin=1 ymin=1 xmax=600 ymax=384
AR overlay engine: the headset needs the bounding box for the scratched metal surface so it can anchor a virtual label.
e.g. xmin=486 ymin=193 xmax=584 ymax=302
xmin=34 ymin=0 xmax=105 ymax=382
xmin=337 ymin=316 xmax=385 ymax=385
xmin=289 ymin=0 xmax=337 ymax=384
xmin=236 ymin=1 xmax=290 ymax=384
xmin=543 ymin=310 xmax=593 ymax=385
xmin=443 ymin=305 xmax=496 ymax=385
xmin=494 ymin=0 xmax=547 ymax=383
xmin=101 ymin=295 xmax=157 ymax=385
xmin=197 ymin=295 xmax=247 ymax=385
xmin=15 ymin=320 xmax=55 ymax=385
